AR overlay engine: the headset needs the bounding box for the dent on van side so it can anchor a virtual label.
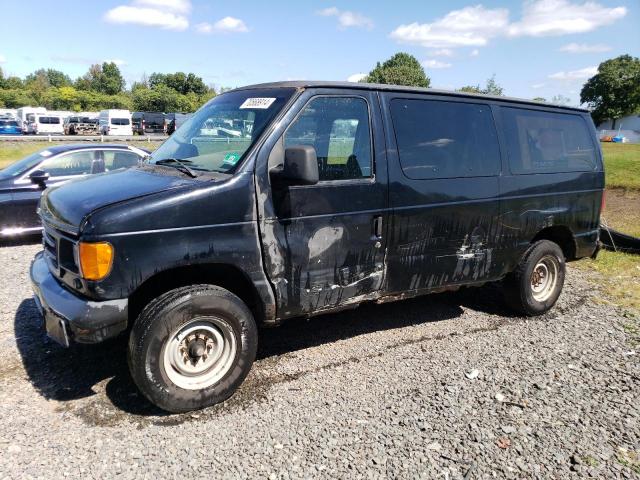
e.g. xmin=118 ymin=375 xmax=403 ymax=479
xmin=29 ymin=81 xmax=604 ymax=412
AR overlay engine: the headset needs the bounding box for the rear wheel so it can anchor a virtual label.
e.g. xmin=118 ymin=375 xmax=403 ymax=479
xmin=504 ymin=240 xmax=565 ymax=316
xmin=128 ymin=285 xmax=258 ymax=413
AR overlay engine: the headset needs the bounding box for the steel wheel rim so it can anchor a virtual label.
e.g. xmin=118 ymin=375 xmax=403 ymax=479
xmin=162 ymin=317 xmax=237 ymax=390
xmin=530 ymin=255 xmax=559 ymax=302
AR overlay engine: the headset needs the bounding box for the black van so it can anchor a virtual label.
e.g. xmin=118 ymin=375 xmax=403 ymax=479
xmin=30 ymin=82 xmax=604 ymax=412
xmin=132 ymin=112 xmax=166 ymax=135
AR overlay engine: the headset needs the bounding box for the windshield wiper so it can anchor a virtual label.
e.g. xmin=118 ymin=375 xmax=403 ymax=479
xmin=154 ymin=158 xmax=198 ymax=178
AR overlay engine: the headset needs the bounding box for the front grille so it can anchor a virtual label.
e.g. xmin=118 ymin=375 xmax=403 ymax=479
xmin=42 ymin=223 xmax=79 ymax=275
xmin=43 ymin=229 xmax=58 ymax=269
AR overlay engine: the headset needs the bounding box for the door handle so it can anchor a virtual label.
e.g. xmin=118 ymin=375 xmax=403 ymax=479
xmin=373 ymin=215 xmax=383 ymax=239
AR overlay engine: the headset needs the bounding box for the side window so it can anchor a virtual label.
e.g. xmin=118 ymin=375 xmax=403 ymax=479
xmin=390 ymin=99 xmax=500 ymax=179
xmin=502 ymin=108 xmax=597 ymax=174
xmin=40 ymin=151 xmax=94 ymax=177
xmin=104 ymin=151 xmax=141 ymax=170
xmin=284 ymin=96 xmax=372 ymax=181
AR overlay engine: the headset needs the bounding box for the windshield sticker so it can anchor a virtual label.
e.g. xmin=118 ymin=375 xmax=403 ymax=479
xmin=40 ymin=150 xmax=52 ymax=157
xmin=223 ymin=152 xmax=242 ymax=165
xmin=239 ymin=97 xmax=276 ymax=109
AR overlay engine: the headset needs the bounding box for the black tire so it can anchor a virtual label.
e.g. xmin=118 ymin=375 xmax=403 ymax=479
xmin=503 ymin=240 xmax=566 ymax=316
xmin=128 ymin=284 xmax=258 ymax=413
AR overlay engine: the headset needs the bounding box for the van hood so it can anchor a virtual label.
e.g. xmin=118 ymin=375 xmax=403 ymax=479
xmin=40 ymin=167 xmax=199 ymax=234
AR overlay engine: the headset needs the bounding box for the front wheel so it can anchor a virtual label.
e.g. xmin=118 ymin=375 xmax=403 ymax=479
xmin=503 ymin=240 xmax=566 ymax=316
xmin=128 ymin=285 xmax=258 ymax=413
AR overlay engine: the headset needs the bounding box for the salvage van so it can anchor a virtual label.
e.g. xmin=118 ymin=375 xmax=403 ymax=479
xmin=30 ymin=82 xmax=604 ymax=412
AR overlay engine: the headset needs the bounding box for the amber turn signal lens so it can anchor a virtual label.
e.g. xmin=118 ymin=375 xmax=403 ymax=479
xmin=79 ymin=242 xmax=114 ymax=281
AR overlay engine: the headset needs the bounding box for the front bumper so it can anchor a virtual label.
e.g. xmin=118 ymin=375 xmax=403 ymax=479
xmin=30 ymin=251 xmax=129 ymax=345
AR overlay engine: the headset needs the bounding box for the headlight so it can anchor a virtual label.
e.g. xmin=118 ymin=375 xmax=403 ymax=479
xmin=79 ymin=242 xmax=114 ymax=281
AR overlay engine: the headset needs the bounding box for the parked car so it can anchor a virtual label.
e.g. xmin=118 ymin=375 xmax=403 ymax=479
xmin=98 ymin=109 xmax=133 ymax=136
xmin=29 ymin=81 xmax=604 ymax=413
xmin=64 ymin=116 xmax=99 ymax=135
xmin=0 ymin=118 xmax=21 ymax=135
xmin=166 ymin=112 xmax=192 ymax=135
xmin=0 ymin=144 xmax=148 ymax=236
xmin=132 ymin=112 xmax=167 ymax=135
xmin=27 ymin=114 xmax=64 ymax=135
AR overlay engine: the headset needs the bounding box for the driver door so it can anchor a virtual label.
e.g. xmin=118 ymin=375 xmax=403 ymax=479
xmin=256 ymin=89 xmax=389 ymax=318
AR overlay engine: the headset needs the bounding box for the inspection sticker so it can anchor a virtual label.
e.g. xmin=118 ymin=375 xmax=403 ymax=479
xmin=239 ymin=97 xmax=276 ymax=109
xmin=223 ymin=152 xmax=242 ymax=165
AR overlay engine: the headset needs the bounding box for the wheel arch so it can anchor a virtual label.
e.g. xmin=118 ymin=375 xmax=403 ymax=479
xmin=531 ymin=225 xmax=577 ymax=261
xmin=128 ymin=263 xmax=266 ymax=327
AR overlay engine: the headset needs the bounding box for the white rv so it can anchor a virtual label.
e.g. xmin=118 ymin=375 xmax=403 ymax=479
xmin=98 ymin=109 xmax=133 ymax=136
xmin=26 ymin=113 xmax=64 ymax=135
xmin=16 ymin=106 xmax=47 ymax=133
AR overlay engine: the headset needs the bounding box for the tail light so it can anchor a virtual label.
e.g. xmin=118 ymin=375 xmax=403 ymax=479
xmin=601 ymin=190 xmax=606 ymax=212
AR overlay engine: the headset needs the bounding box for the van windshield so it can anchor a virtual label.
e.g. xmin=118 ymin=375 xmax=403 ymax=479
xmin=150 ymin=88 xmax=296 ymax=174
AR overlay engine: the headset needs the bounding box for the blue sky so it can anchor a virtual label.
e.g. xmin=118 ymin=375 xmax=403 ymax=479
xmin=1 ymin=0 xmax=638 ymax=105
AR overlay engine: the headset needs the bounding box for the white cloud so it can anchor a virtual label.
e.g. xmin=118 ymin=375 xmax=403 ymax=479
xmin=548 ymin=65 xmax=597 ymax=81
xmin=317 ymin=7 xmax=374 ymax=30
xmin=422 ymin=59 xmax=453 ymax=69
xmin=559 ymin=42 xmax=611 ymax=53
xmin=390 ymin=5 xmax=509 ymax=48
xmin=531 ymin=82 xmax=546 ymax=89
xmin=431 ymin=48 xmax=454 ymax=57
xmin=508 ymin=0 xmax=627 ymax=37
xmin=347 ymin=73 xmax=367 ymax=82
xmin=104 ymin=5 xmax=189 ymax=30
xmin=105 ymin=58 xmax=126 ymax=66
xmin=0 ymin=54 xmax=6 ymax=64
xmin=390 ymin=1 xmax=626 ymax=53
xmin=196 ymin=17 xmax=249 ymax=34
xmin=470 ymin=49 xmax=480 ymax=57
xmin=133 ymin=0 xmax=190 ymax=13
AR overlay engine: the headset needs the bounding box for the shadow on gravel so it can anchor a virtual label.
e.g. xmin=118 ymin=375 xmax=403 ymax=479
xmin=14 ymin=283 xmax=513 ymax=418
xmin=0 ymin=233 xmax=41 ymax=247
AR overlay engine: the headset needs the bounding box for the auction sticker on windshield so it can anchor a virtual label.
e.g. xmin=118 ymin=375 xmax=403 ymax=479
xmin=239 ymin=98 xmax=276 ymax=109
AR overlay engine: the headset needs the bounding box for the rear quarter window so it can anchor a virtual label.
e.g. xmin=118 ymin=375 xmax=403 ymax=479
xmin=390 ymin=98 xmax=501 ymax=179
xmin=502 ymin=108 xmax=597 ymax=174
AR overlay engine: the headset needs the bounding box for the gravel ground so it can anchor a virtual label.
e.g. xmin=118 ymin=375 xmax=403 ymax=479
xmin=0 ymin=241 xmax=638 ymax=479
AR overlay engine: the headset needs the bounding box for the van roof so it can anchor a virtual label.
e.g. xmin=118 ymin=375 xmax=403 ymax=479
xmin=232 ymin=81 xmax=589 ymax=113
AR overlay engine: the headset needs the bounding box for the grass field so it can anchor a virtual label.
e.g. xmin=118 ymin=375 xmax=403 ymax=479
xmin=601 ymin=143 xmax=640 ymax=190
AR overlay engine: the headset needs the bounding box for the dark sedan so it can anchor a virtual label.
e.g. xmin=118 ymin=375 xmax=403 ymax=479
xmin=0 ymin=144 xmax=149 ymax=236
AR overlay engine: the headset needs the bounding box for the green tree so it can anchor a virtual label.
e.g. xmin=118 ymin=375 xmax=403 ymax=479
xmin=533 ymin=97 xmax=547 ymax=102
xmin=458 ymin=75 xmax=504 ymax=96
xmin=363 ymin=53 xmax=431 ymax=88
xmin=580 ymin=54 xmax=640 ymax=128
xmin=551 ymin=94 xmax=571 ymax=105
xmin=458 ymin=85 xmax=482 ymax=94
xmin=25 ymin=68 xmax=72 ymax=88
xmin=97 ymin=62 xmax=126 ymax=95
xmin=149 ymin=72 xmax=208 ymax=95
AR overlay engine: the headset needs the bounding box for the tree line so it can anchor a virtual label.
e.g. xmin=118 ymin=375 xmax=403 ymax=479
xmin=0 ymin=62 xmax=217 ymax=112
xmin=1 ymin=53 xmax=638 ymax=125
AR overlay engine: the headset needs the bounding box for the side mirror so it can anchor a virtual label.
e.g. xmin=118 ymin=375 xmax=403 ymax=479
xmin=29 ymin=170 xmax=49 ymax=187
xmin=29 ymin=169 xmax=50 ymax=186
xmin=272 ymin=145 xmax=319 ymax=186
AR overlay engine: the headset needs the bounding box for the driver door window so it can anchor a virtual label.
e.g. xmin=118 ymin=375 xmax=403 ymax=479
xmin=284 ymin=97 xmax=372 ymax=181
xmin=40 ymin=151 xmax=94 ymax=177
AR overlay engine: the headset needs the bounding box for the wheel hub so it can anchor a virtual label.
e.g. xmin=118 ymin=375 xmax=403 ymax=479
xmin=162 ymin=318 xmax=238 ymax=390
xmin=530 ymin=255 xmax=558 ymax=302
